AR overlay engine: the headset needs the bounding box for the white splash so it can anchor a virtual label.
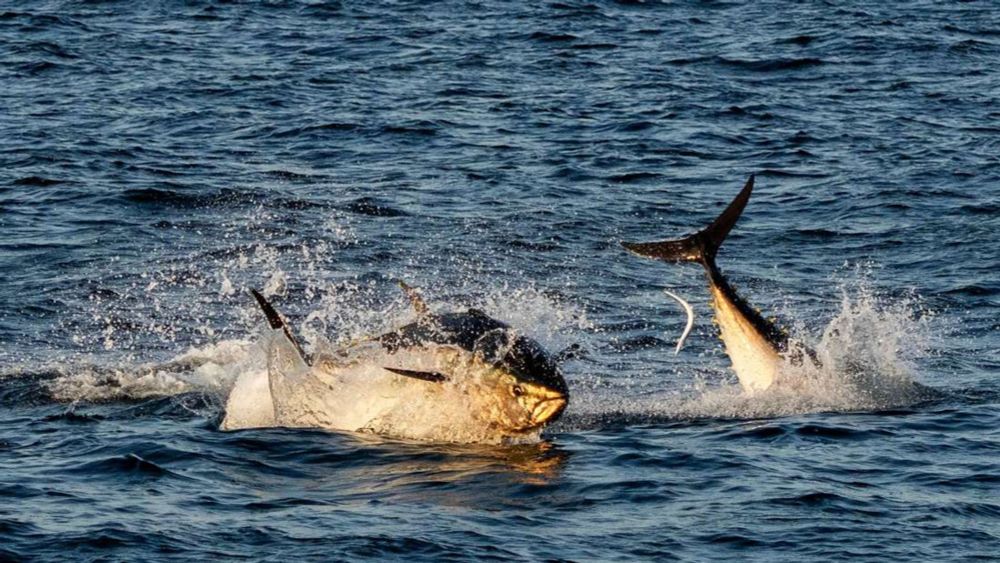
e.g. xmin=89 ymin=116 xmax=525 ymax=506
xmin=43 ymin=278 xmax=584 ymax=445
xmin=47 ymin=339 xmax=257 ymax=403
xmin=40 ymin=267 xmax=936 ymax=435
xmin=556 ymin=276 xmax=937 ymax=431
xmin=674 ymin=281 xmax=931 ymax=421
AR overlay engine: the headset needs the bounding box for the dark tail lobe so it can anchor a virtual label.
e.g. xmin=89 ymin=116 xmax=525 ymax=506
xmin=622 ymin=174 xmax=754 ymax=265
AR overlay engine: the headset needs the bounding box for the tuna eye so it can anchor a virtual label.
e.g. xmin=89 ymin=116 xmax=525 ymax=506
xmin=512 ymin=385 xmax=525 ymax=397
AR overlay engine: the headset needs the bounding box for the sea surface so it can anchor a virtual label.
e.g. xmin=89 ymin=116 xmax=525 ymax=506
xmin=2 ymin=1 xmax=998 ymax=560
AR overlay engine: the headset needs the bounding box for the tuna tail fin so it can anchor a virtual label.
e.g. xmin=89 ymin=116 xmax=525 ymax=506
xmin=622 ymin=174 xmax=754 ymax=265
xmin=250 ymin=289 xmax=308 ymax=363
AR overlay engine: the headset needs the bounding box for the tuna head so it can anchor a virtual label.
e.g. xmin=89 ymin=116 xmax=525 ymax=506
xmin=470 ymin=328 xmax=569 ymax=433
xmin=379 ymin=309 xmax=569 ymax=434
xmin=382 ymin=311 xmax=570 ymax=436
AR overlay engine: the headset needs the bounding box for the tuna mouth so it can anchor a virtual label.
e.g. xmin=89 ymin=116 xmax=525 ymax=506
xmin=531 ymin=396 xmax=568 ymax=426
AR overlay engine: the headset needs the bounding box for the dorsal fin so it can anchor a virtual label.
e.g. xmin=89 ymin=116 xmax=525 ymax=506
xmin=250 ymin=289 xmax=307 ymax=363
xmin=398 ymin=280 xmax=430 ymax=315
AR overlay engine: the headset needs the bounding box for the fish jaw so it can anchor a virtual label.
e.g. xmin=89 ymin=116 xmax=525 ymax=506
xmin=709 ymin=283 xmax=781 ymax=393
xmin=533 ymin=396 xmax=568 ymax=426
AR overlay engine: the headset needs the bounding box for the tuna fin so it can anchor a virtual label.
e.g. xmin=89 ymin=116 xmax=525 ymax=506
xmin=383 ymin=367 xmax=449 ymax=383
xmin=622 ymin=174 xmax=754 ymax=265
xmin=398 ymin=280 xmax=430 ymax=315
xmin=250 ymin=289 xmax=308 ymax=363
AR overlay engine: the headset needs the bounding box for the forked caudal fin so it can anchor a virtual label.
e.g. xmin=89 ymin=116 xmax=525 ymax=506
xmin=622 ymin=174 xmax=754 ymax=266
xmin=622 ymin=174 xmax=790 ymax=394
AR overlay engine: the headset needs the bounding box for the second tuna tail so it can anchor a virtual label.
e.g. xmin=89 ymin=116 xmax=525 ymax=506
xmin=622 ymin=174 xmax=755 ymax=266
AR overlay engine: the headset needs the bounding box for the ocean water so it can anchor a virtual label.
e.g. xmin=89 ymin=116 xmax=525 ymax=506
xmin=2 ymin=1 xmax=999 ymax=560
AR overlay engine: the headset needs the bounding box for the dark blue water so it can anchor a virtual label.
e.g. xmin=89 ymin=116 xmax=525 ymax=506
xmin=2 ymin=1 xmax=999 ymax=560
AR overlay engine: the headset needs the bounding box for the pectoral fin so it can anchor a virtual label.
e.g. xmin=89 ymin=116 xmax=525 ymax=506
xmin=383 ymin=367 xmax=449 ymax=383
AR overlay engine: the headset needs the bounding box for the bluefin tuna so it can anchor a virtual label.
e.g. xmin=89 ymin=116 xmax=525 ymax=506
xmin=222 ymin=283 xmax=569 ymax=444
xmin=623 ymin=175 xmax=791 ymax=393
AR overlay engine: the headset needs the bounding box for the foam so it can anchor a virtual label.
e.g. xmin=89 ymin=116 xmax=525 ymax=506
xmin=39 ymin=272 xmax=935 ymax=436
xmin=566 ymin=279 xmax=935 ymax=425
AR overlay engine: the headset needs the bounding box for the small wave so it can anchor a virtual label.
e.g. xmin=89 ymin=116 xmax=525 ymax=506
xmin=270 ymin=122 xmax=362 ymax=138
xmin=793 ymin=423 xmax=894 ymax=440
xmin=731 ymin=425 xmax=787 ymax=440
xmin=942 ymin=502 xmax=1000 ymax=518
xmin=435 ymin=87 xmax=505 ymax=98
xmin=794 ymin=228 xmax=840 ymax=239
xmin=506 ymin=239 xmax=560 ymax=252
xmin=8 ymin=39 xmax=78 ymax=60
xmin=958 ymin=202 xmax=1000 ymax=215
xmin=69 ymin=453 xmax=176 ymax=480
xmin=779 ymin=34 xmax=817 ymax=46
xmin=758 ymin=168 xmax=829 ymax=178
xmin=118 ymin=186 xmax=325 ymax=211
xmin=571 ymin=43 xmax=618 ymax=51
xmin=339 ymin=197 xmax=408 ymax=217
xmin=41 ymin=410 xmax=105 ymax=424
xmin=942 ymin=284 xmax=997 ymax=297
xmin=770 ymin=491 xmax=853 ymax=507
xmin=14 ymin=12 xmax=91 ymax=31
xmin=666 ymin=55 xmax=713 ymax=66
xmin=619 ymin=120 xmax=654 ymax=132
xmin=15 ymin=60 xmax=59 ymax=74
xmin=11 ymin=176 xmax=63 ymax=187
xmin=717 ymin=56 xmax=825 ymax=72
xmin=261 ymin=169 xmax=323 ymax=181
xmin=70 ymin=528 xmax=180 ymax=555
xmin=699 ymin=533 xmax=765 ymax=548
xmin=0 ymin=371 xmax=58 ymax=406
xmin=548 ymin=2 xmax=608 ymax=19
xmin=607 ymin=171 xmax=662 ymax=184
xmin=548 ymin=166 xmax=596 ymax=181
xmin=608 ymin=335 xmax=669 ymax=352
xmin=0 ymin=519 xmax=41 ymax=539
xmin=191 ymin=7 xmax=222 ymax=21
xmin=948 ymin=39 xmax=995 ymax=54
xmin=120 ymin=187 xmax=252 ymax=208
xmin=528 ymin=31 xmax=577 ymax=42
xmin=381 ymin=122 xmax=438 ymax=136
xmin=117 ymin=393 xmax=221 ymax=419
